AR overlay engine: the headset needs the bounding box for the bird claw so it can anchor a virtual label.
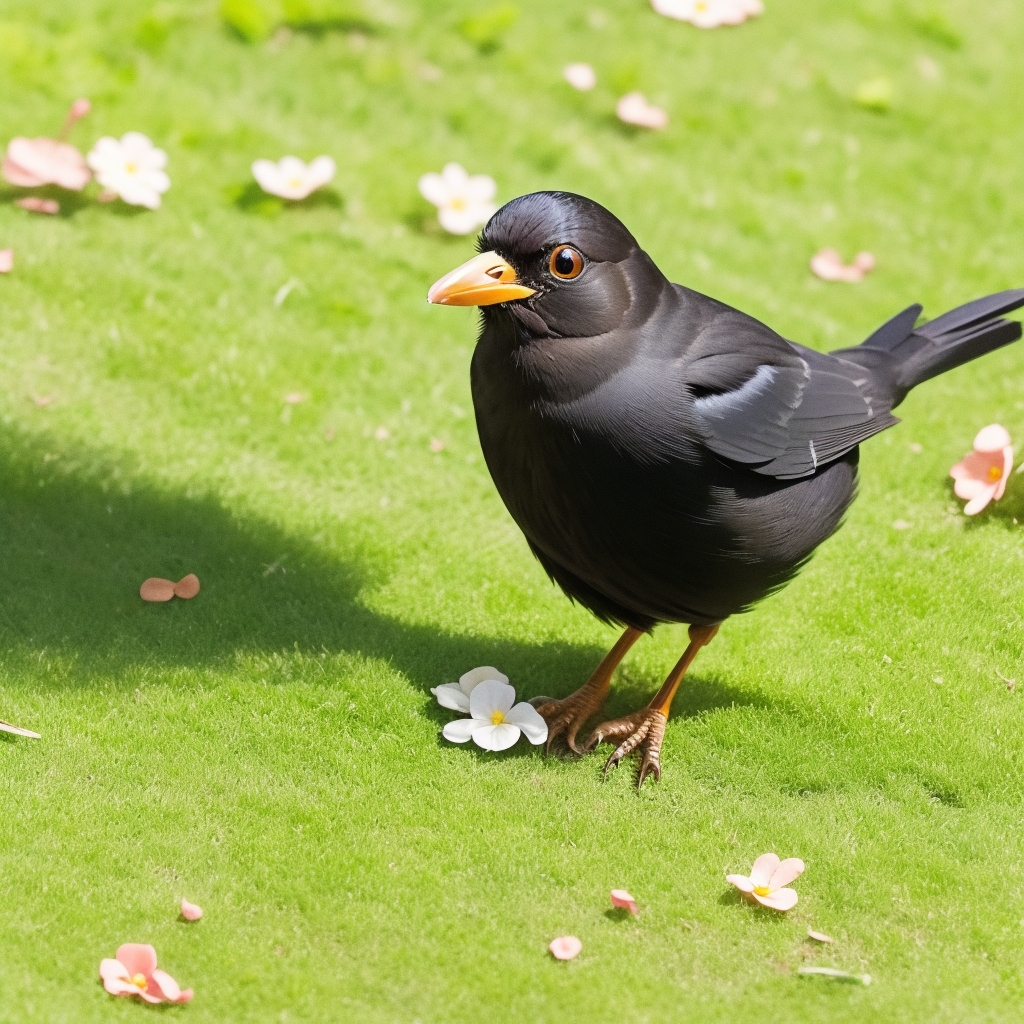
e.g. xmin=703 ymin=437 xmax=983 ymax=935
xmin=535 ymin=684 xmax=608 ymax=755
xmin=589 ymin=709 xmax=667 ymax=789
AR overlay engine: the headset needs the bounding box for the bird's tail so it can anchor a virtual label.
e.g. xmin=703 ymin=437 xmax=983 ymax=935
xmin=831 ymin=288 xmax=1024 ymax=409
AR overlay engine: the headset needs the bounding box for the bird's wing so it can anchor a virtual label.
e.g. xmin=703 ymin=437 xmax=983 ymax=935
xmin=684 ymin=309 xmax=898 ymax=479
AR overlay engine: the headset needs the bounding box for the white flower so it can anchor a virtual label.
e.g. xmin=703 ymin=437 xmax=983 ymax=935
xmin=441 ymin=679 xmax=548 ymax=751
xmin=251 ymin=155 xmax=336 ymax=200
xmin=563 ymin=63 xmax=597 ymax=91
xmin=651 ymin=0 xmax=763 ymax=28
xmin=616 ymin=92 xmax=669 ymax=129
xmin=431 ymin=665 xmax=508 ymax=713
xmin=418 ymin=163 xmax=498 ymax=235
xmin=86 ymin=133 xmax=170 ymax=209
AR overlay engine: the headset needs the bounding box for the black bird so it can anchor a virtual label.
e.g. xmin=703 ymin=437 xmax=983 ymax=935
xmin=427 ymin=191 xmax=1024 ymax=785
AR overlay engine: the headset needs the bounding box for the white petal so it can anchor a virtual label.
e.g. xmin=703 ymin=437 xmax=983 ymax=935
xmin=442 ymin=718 xmax=477 ymax=743
xmin=471 ymin=723 xmax=521 ymax=751
xmin=469 ymin=679 xmax=516 ymax=719
xmin=278 ymin=155 xmax=308 ymax=179
xmin=463 ymin=174 xmax=497 ymax=204
xmin=120 ymin=131 xmax=154 ymax=156
xmin=459 ymin=666 xmax=508 ymax=695
xmin=252 ymin=159 xmax=285 ymax=194
xmin=440 ymin=162 xmax=470 ymax=188
xmin=86 ymin=136 xmax=121 ymax=172
xmin=438 ymin=203 xmax=493 ymax=235
xmin=431 ymin=683 xmax=471 ymax=712
xmin=306 ymin=155 xmax=336 ymax=188
xmin=504 ymin=702 xmax=548 ymax=744
xmin=418 ymin=172 xmax=449 ymax=207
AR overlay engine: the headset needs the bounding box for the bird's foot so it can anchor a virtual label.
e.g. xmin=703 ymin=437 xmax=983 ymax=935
xmin=586 ymin=708 xmax=667 ymax=788
xmin=533 ymin=681 xmax=609 ymax=755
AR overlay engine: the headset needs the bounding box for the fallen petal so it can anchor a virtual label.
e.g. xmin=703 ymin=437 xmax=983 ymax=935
xmin=0 ymin=719 xmax=41 ymax=739
xmin=807 ymin=927 xmax=834 ymax=943
xmin=563 ymin=62 xmax=597 ymax=90
xmin=798 ymin=966 xmax=870 ymax=985
xmin=140 ymin=577 xmax=176 ymax=602
xmin=0 ymin=249 xmax=12 ymax=273
xmin=15 ymin=196 xmax=59 ymax=215
xmin=174 ymin=574 xmax=201 ymax=599
xmin=725 ymin=873 xmax=754 ymax=893
xmin=549 ymin=935 xmax=582 ymax=960
xmin=180 ymin=897 xmax=203 ymax=921
xmin=610 ymin=889 xmax=639 ymax=914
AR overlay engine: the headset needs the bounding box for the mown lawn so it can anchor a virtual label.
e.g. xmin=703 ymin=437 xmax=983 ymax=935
xmin=1 ymin=1 xmax=1023 ymax=1021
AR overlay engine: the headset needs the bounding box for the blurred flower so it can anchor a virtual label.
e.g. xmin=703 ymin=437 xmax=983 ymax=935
xmin=418 ymin=163 xmax=498 ymax=235
xmin=950 ymin=424 xmax=1013 ymax=515
xmin=441 ymin=678 xmax=547 ymax=751
xmin=726 ymin=853 xmax=804 ymax=911
xmin=810 ymin=248 xmax=875 ymax=283
xmin=180 ymin=898 xmax=203 ymax=921
xmin=0 ymin=249 xmax=12 ymax=274
xmin=563 ymin=63 xmax=597 ymax=90
xmin=651 ymin=0 xmax=763 ymax=28
xmin=616 ymin=92 xmax=669 ymax=129
xmin=252 ymin=155 xmax=336 ymax=200
xmin=549 ymin=936 xmax=582 ymax=960
xmin=610 ymin=889 xmax=639 ymax=914
xmin=87 ymin=133 xmax=170 ymax=209
xmin=15 ymin=197 xmax=59 ymax=215
xmin=429 ymin=438 xmax=445 ymax=453
xmin=431 ymin=666 xmax=508 ymax=713
xmin=100 ymin=944 xmax=193 ymax=1004
xmin=2 ymin=137 xmax=90 ymax=190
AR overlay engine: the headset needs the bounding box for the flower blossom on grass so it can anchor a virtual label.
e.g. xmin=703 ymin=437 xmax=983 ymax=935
xmin=180 ymin=898 xmax=203 ymax=921
xmin=651 ymin=0 xmax=763 ymax=28
xmin=549 ymin=936 xmax=582 ymax=960
xmin=950 ymin=424 xmax=1013 ymax=515
xmin=616 ymin=92 xmax=669 ymax=129
xmin=726 ymin=853 xmax=804 ymax=911
xmin=610 ymin=889 xmax=639 ymax=914
xmin=810 ymin=248 xmax=875 ymax=283
xmin=432 ymin=666 xmax=508 ymax=713
xmin=252 ymin=155 xmax=336 ymax=200
xmin=441 ymin=678 xmax=547 ymax=751
xmin=563 ymin=63 xmax=597 ymax=90
xmin=100 ymin=943 xmax=193 ymax=1004
xmin=0 ymin=249 xmax=12 ymax=274
xmin=418 ymin=163 xmax=498 ymax=235
xmin=87 ymin=133 xmax=170 ymax=209
xmin=2 ymin=99 xmax=92 ymax=192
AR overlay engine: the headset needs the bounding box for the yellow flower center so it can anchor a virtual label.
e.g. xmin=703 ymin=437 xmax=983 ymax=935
xmin=288 ymin=178 xmax=303 ymax=189
xmin=752 ymin=886 xmax=771 ymax=897
xmin=131 ymin=974 xmax=148 ymax=990
xmin=450 ymin=197 xmax=467 ymax=210
xmin=988 ymin=465 xmax=1002 ymax=481
xmin=491 ymin=709 xmax=505 ymax=725
xmin=696 ymin=1 xmax=709 ymax=9
xmin=125 ymin=161 xmax=138 ymax=174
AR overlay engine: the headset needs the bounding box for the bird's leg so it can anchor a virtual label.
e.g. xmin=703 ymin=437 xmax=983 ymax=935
xmin=586 ymin=624 xmax=719 ymax=787
xmin=534 ymin=626 xmax=643 ymax=755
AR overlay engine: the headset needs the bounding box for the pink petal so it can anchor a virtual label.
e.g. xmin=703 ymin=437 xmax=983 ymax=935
xmin=994 ymin=446 xmax=1013 ymax=500
xmin=116 ymin=943 xmax=157 ymax=978
xmin=754 ymin=886 xmax=798 ymax=911
xmin=726 ymin=873 xmax=754 ymax=893
xmin=768 ymin=857 xmax=804 ymax=890
xmin=150 ymin=968 xmax=186 ymax=1002
xmin=549 ymin=935 xmax=582 ymax=960
xmin=852 ymin=251 xmax=876 ymax=273
xmin=973 ymin=424 xmax=1011 ymax=452
xmin=807 ymin=927 xmax=834 ymax=943
xmin=953 ymin=477 xmax=987 ymax=501
xmin=181 ymin=897 xmax=203 ymax=921
xmin=964 ymin=486 xmax=998 ymax=516
xmin=2 ymin=155 xmax=46 ymax=186
xmin=15 ymin=197 xmax=59 ymax=214
xmin=610 ymin=889 xmax=639 ymax=914
xmin=100 ymin=958 xmax=130 ymax=983
xmin=0 ymin=249 xmax=12 ymax=274
xmin=748 ymin=853 xmax=780 ymax=889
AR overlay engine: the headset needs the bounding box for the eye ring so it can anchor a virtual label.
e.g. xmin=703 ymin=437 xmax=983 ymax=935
xmin=549 ymin=245 xmax=584 ymax=280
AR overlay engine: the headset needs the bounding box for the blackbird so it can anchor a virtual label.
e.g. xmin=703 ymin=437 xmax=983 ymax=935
xmin=428 ymin=191 xmax=1024 ymax=785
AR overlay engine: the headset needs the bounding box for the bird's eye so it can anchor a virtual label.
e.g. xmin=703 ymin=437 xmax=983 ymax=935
xmin=549 ymin=245 xmax=584 ymax=280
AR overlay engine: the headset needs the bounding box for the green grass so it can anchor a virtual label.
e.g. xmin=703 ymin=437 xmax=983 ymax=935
xmin=2 ymin=0 xmax=1023 ymax=1020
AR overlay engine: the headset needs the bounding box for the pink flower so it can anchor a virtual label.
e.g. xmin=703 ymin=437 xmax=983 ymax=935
xmin=616 ymin=92 xmax=669 ymax=129
xmin=180 ymin=898 xmax=203 ymax=921
xmin=15 ymin=197 xmax=59 ymax=215
xmin=548 ymin=936 xmax=582 ymax=960
xmin=726 ymin=853 xmax=804 ymax=911
xmin=810 ymin=248 xmax=876 ymax=283
xmin=563 ymin=63 xmax=597 ymax=90
xmin=950 ymin=424 xmax=1013 ymax=515
xmin=0 ymin=249 xmax=12 ymax=274
xmin=2 ymin=136 xmax=90 ymax=190
xmin=100 ymin=944 xmax=193 ymax=1004
xmin=610 ymin=889 xmax=639 ymax=914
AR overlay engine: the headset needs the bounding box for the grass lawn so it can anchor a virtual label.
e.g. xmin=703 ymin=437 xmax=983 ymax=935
xmin=2 ymin=0 xmax=1024 ymax=1020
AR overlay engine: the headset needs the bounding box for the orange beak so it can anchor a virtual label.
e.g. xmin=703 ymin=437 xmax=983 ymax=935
xmin=427 ymin=251 xmax=536 ymax=306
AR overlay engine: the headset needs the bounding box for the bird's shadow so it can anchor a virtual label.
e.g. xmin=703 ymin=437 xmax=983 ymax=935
xmin=0 ymin=426 xmax=603 ymax=703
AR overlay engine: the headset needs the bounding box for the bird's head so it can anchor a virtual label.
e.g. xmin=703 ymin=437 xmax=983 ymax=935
xmin=427 ymin=191 xmax=665 ymax=339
